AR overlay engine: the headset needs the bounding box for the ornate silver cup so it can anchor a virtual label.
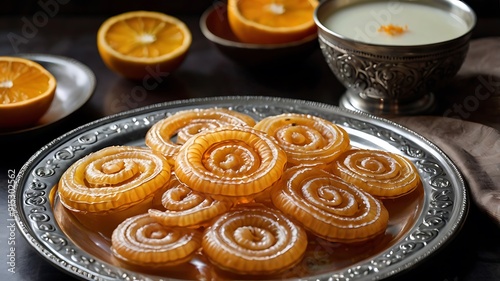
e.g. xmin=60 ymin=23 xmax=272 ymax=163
xmin=314 ymin=0 xmax=476 ymax=116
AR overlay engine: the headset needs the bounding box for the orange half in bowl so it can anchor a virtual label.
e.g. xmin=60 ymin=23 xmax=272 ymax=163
xmin=227 ymin=0 xmax=319 ymax=44
xmin=200 ymin=4 xmax=319 ymax=67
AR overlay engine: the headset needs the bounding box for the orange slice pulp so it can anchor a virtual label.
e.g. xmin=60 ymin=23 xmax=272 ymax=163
xmin=0 ymin=56 xmax=56 ymax=129
xmin=227 ymin=0 xmax=319 ymax=44
xmin=97 ymin=10 xmax=192 ymax=80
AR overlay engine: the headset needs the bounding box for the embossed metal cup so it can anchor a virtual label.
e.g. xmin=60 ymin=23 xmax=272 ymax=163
xmin=314 ymin=0 xmax=476 ymax=115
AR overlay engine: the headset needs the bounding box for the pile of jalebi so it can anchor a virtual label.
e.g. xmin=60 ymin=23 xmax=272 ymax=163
xmin=57 ymin=108 xmax=421 ymax=275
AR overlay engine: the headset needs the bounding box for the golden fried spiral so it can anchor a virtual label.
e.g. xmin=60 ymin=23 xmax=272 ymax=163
xmin=174 ymin=126 xmax=287 ymax=199
xmin=58 ymin=146 xmax=171 ymax=213
xmin=145 ymin=108 xmax=256 ymax=162
xmin=111 ymin=213 xmax=202 ymax=267
xmin=331 ymin=149 xmax=421 ymax=198
xmin=254 ymin=113 xmax=350 ymax=167
xmin=148 ymin=176 xmax=232 ymax=228
xmin=272 ymin=166 xmax=389 ymax=243
xmin=202 ymin=204 xmax=307 ymax=275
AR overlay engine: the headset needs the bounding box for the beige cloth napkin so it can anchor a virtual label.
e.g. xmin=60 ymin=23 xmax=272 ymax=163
xmin=438 ymin=37 xmax=500 ymax=132
xmin=389 ymin=37 xmax=500 ymax=225
xmin=391 ymin=116 xmax=500 ymax=225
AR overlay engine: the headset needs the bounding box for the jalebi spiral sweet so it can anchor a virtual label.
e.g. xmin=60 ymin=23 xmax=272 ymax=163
xmin=54 ymin=108 xmax=427 ymax=277
xmin=145 ymin=108 xmax=256 ymax=163
xmin=202 ymin=204 xmax=308 ymax=275
xmin=174 ymin=126 xmax=288 ymax=201
xmin=148 ymin=176 xmax=232 ymax=228
xmin=254 ymin=113 xmax=350 ymax=167
xmin=330 ymin=148 xmax=421 ymax=198
xmin=57 ymin=146 xmax=171 ymax=235
xmin=272 ymin=166 xmax=389 ymax=243
xmin=111 ymin=213 xmax=202 ymax=268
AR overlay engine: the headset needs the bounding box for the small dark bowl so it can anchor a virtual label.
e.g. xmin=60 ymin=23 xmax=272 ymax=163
xmin=200 ymin=5 xmax=319 ymax=67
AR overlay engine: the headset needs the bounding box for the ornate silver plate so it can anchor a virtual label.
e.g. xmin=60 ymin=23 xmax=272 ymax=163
xmin=14 ymin=96 xmax=467 ymax=280
xmin=1 ymin=53 xmax=96 ymax=135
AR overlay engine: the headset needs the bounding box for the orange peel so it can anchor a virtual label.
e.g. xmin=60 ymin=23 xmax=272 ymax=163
xmin=0 ymin=56 xmax=56 ymax=129
xmin=227 ymin=0 xmax=319 ymax=44
xmin=97 ymin=10 xmax=192 ymax=80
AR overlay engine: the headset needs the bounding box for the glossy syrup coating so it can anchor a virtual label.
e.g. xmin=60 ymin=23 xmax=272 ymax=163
xmin=272 ymin=165 xmax=389 ymax=243
xmin=111 ymin=213 xmax=202 ymax=268
xmin=56 ymin=110 xmax=423 ymax=278
xmin=254 ymin=113 xmax=350 ymax=167
xmin=330 ymin=148 xmax=421 ymax=198
xmin=202 ymin=204 xmax=308 ymax=275
xmin=58 ymin=146 xmax=171 ymax=214
xmin=174 ymin=126 xmax=288 ymax=201
xmin=145 ymin=108 xmax=256 ymax=163
xmin=148 ymin=175 xmax=233 ymax=228
xmin=57 ymin=145 xmax=172 ymax=236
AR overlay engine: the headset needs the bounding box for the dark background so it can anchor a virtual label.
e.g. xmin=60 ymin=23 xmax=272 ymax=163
xmin=0 ymin=0 xmax=499 ymax=281
xmin=1 ymin=0 xmax=499 ymax=17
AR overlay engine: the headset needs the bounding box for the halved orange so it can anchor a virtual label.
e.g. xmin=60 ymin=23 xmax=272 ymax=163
xmin=0 ymin=57 xmax=56 ymax=130
xmin=227 ymin=0 xmax=319 ymax=44
xmin=97 ymin=11 xmax=192 ymax=80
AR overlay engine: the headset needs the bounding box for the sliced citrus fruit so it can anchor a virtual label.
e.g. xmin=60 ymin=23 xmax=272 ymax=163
xmin=97 ymin=10 xmax=192 ymax=80
xmin=0 ymin=56 xmax=56 ymax=129
xmin=227 ymin=0 xmax=319 ymax=44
